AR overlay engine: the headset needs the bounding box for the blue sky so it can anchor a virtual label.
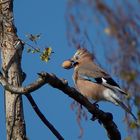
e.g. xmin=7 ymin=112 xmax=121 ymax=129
xmin=0 ymin=0 xmax=128 ymax=139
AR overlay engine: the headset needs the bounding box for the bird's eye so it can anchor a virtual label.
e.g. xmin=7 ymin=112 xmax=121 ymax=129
xmin=75 ymin=55 xmax=79 ymax=60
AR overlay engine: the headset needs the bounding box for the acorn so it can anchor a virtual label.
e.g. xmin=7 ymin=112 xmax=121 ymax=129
xmin=62 ymin=60 xmax=72 ymax=69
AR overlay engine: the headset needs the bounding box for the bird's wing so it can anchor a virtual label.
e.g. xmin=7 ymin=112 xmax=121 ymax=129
xmin=77 ymin=63 xmax=127 ymax=95
xmin=77 ymin=62 xmax=110 ymax=78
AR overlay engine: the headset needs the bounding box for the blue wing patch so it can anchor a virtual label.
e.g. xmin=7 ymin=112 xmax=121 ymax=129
xmin=79 ymin=74 xmax=99 ymax=83
xmin=79 ymin=74 xmax=120 ymax=88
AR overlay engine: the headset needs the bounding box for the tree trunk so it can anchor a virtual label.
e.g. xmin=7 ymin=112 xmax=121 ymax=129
xmin=0 ymin=1 xmax=26 ymax=139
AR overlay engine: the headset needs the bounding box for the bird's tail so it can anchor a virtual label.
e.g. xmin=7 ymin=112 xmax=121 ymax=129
xmin=112 ymin=97 xmax=138 ymax=122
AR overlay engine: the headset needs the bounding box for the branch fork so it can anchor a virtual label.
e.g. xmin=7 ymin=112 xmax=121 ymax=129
xmin=0 ymin=71 xmax=121 ymax=140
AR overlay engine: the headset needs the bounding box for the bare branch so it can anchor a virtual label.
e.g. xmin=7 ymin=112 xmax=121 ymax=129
xmin=0 ymin=72 xmax=121 ymax=140
xmin=26 ymin=94 xmax=64 ymax=140
xmin=38 ymin=72 xmax=121 ymax=140
xmin=0 ymin=72 xmax=47 ymax=94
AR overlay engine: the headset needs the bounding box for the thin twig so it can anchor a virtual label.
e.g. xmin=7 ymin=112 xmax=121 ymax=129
xmin=25 ymin=94 xmax=64 ymax=140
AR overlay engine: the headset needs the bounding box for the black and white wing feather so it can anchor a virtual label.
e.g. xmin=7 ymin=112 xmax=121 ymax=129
xmin=78 ymin=63 xmax=127 ymax=95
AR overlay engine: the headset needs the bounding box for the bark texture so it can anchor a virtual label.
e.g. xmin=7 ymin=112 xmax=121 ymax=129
xmin=0 ymin=0 xmax=26 ymax=139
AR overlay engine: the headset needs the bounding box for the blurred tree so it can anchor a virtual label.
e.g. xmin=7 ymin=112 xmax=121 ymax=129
xmin=66 ymin=0 xmax=140 ymax=139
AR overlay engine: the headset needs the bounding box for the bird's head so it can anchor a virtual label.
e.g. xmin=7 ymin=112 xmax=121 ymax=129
xmin=62 ymin=48 xmax=94 ymax=69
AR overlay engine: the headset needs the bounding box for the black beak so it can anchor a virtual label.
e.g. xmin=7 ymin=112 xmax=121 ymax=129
xmin=70 ymin=60 xmax=78 ymax=67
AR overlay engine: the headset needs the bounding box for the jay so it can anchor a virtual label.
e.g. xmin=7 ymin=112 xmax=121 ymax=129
xmin=62 ymin=48 xmax=137 ymax=121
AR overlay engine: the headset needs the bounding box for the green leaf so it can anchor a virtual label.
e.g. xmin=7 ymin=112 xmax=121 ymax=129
xmin=31 ymin=50 xmax=36 ymax=53
xmin=40 ymin=47 xmax=53 ymax=62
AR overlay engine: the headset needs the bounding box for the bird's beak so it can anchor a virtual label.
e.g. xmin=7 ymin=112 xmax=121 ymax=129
xmin=61 ymin=58 xmax=77 ymax=69
xmin=70 ymin=59 xmax=78 ymax=67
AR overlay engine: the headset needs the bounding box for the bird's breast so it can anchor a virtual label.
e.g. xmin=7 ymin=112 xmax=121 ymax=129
xmin=76 ymin=79 xmax=106 ymax=101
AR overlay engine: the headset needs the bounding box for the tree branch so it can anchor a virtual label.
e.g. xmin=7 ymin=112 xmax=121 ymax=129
xmin=0 ymin=72 xmax=47 ymax=94
xmin=38 ymin=72 xmax=121 ymax=140
xmin=25 ymin=94 xmax=64 ymax=140
xmin=0 ymin=72 xmax=121 ymax=140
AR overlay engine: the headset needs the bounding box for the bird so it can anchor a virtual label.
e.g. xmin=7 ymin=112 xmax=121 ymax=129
xmin=62 ymin=48 xmax=137 ymax=121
